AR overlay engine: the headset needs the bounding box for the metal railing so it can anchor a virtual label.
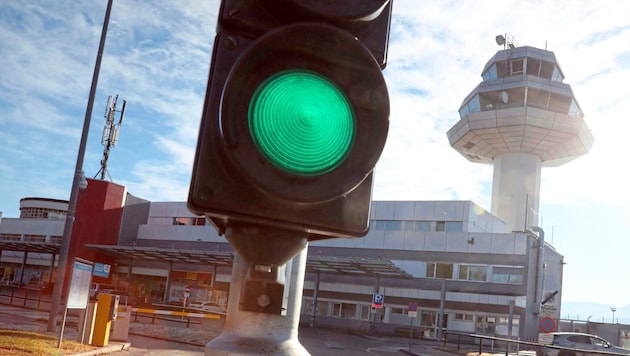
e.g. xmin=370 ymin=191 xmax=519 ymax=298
xmin=131 ymin=307 xmax=221 ymax=327
xmin=442 ymin=330 xmax=630 ymax=356
xmin=0 ymin=284 xmax=49 ymax=309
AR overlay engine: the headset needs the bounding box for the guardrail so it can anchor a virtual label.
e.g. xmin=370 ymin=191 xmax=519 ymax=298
xmin=442 ymin=330 xmax=630 ymax=356
xmin=131 ymin=307 xmax=222 ymax=319
xmin=0 ymin=285 xmax=224 ymax=328
xmin=442 ymin=330 xmax=540 ymax=355
xmin=131 ymin=307 xmax=222 ymax=327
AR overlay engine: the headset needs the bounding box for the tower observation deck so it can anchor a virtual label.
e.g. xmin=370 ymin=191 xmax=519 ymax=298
xmin=447 ymin=45 xmax=593 ymax=232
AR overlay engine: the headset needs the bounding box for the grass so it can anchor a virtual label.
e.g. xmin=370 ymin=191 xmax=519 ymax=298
xmin=0 ymin=329 xmax=98 ymax=355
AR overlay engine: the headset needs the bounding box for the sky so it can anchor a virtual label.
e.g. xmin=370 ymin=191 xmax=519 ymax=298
xmin=1 ymin=1 xmax=629 ymax=316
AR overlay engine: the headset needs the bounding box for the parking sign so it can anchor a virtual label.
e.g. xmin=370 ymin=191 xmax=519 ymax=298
xmin=372 ymin=293 xmax=384 ymax=308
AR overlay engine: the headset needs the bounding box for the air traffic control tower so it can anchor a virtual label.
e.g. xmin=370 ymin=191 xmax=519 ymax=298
xmin=447 ymin=38 xmax=593 ymax=232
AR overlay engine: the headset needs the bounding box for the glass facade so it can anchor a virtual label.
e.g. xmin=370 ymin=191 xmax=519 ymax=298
xmin=369 ymin=220 xmax=463 ymax=232
xmin=490 ymin=266 xmax=524 ymax=284
xmin=464 ymin=55 xmax=581 ymax=119
xmin=19 ymin=207 xmax=66 ymax=219
xmin=459 ymin=88 xmax=581 ymax=119
xmin=482 ymin=58 xmax=564 ymax=82
xmin=458 ymin=265 xmax=488 ymax=281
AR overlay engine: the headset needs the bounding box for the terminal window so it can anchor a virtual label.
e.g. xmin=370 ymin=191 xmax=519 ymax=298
xmin=426 ymin=263 xmax=453 ymax=279
xmin=173 ymin=217 xmax=206 ymax=226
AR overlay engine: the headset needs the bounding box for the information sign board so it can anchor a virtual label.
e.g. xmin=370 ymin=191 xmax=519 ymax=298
xmin=66 ymin=260 xmax=93 ymax=309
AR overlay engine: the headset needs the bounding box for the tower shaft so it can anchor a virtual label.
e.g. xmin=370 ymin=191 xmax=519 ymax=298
xmin=491 ymin=152 xmax=541 ymax=232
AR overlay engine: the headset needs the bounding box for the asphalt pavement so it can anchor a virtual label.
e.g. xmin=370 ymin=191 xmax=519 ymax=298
xmin=0 ymin=303 xmax=534 ymax=355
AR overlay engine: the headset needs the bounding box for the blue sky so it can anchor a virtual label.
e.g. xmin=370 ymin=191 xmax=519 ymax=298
xmin=1 ymin=1 xmax=629 ymax=316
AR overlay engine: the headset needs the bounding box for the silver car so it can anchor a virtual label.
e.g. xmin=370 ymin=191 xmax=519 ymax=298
xmin=537 ymin=332 xmax=630 ymax=356
xmin=188 ymin=301 xmax=226 ymax=315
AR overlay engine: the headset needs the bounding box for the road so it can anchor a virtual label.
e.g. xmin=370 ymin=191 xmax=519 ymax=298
xmin=122 ymin=326 xmax=456 ymax=356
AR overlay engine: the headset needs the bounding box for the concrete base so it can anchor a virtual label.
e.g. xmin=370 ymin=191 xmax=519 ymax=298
xmin=206 ymin=247 xmax=309 ymax=355
xmin=206 ymin=334 xmax=309 ymax=355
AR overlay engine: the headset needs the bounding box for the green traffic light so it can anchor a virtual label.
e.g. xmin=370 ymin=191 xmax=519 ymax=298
xmin=248 ymin=69 xmax=355 ymax=176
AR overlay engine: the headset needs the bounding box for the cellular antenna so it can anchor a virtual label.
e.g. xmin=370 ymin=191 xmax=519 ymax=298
xmin=95 ymin=94 xmax=126 ymax=181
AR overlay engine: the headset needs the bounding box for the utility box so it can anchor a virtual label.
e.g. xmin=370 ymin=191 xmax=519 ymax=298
xmin=92 ymin=293 xmax=119 ymax=347
xmin=78 ymin=301 xmax=98 ymax=345
xmin=110 ymin=304 xmax=132 ymax=341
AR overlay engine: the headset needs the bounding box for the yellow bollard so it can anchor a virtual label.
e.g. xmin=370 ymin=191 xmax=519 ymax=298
xmin=92 ymin=293 xmax=119 ymax=347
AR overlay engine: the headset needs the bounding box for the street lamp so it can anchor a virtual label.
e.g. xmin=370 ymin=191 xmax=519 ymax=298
xmin=47 ymin=0 xmax=113 ymax=332
xmin=611 ymin=307 xmax=617 ymax=324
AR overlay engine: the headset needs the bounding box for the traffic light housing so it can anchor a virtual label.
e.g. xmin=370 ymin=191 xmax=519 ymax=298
xmin=188 ymin=0 xmax=391 ymax=251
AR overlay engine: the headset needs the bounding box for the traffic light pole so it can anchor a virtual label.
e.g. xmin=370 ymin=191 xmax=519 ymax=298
xmin=189 ymin=2 xmax=392 ymax=353
xmin=206 ymin=245 xmax=309 ymax=355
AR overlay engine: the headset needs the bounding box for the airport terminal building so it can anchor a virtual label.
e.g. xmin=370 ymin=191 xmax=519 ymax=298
xmin=0 ymin=194 xmax=561 ymax=341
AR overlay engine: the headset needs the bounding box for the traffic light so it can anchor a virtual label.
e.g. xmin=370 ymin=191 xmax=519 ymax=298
xmin=188 ymin=0 xmax=392 ymax=256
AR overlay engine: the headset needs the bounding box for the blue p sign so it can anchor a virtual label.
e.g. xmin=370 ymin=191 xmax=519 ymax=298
xmin=372 ymin=293 xmax=384 ymax=308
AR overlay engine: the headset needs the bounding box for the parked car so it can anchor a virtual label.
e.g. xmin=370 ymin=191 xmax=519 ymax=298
xmin=537 ymin=332 xmax=630 ymax=356
xmin=188 ymin=301 xmax=226 ymax=314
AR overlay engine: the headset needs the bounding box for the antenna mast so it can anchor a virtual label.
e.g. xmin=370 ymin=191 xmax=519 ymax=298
xmin=95 ymin=94 xmax=126 ymax=180
xmin=495 ymin=33 xmax=519 ymax=49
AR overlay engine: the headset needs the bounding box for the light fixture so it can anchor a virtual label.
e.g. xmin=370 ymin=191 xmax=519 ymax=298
xmin=78 ymin=171 xmax=88 ymax=190
xmin=500 ymin=91 xmax=509 ymax=104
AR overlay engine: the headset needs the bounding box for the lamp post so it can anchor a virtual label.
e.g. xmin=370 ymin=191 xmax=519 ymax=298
xmin=611 ymin=307 xmax=616 ymax=324
xmin=47 ymin=0 xmax=113 ymax=332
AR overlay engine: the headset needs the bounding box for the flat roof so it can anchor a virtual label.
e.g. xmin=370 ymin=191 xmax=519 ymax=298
xmin=0 ymin=242 xmax=412 ymax=279
xmin=85 ymin=244 xmax=234 ymax=265
xmin=85 ymin=245 xmax=412 ymax=278
xmin=306 ymin=256 xmax=412 ymax=278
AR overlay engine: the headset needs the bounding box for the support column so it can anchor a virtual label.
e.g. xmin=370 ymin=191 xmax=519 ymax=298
xmin=206 ymin=248 xmax=309 ymax=355
xmin=48 ymin=253 xmax=56 ymax=284
xmin=309 ymin=271 xmax=320 ymax=327
xmin=165 ymin=262 xmax=173 ymax=303
xmin=19 ymin=251 xmax=27 ymax=286
xmin=437 ymin=279 xmax=446 ymax=340
xmin=372 ymin=275 xmax=381 ymax=324
xmin=508 ymin=299 xmax=515 ymax=337
xmin=211 ymin=265 xmax=217 ymax=288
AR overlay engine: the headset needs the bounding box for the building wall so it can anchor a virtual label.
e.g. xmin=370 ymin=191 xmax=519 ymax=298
xmin=0 ymin=218 xmax=65 ymax=243
xmin=305 ymin=200 xmax=561 ymax=339
xmin=71 ymin=179 xmax=126 ymax=264
xmin=0 ymin=181 xmax=127 ymax=287
xmin=118 ymin=193 xmax=151 ymax=247
xmin=126 ymin=200 xmax=561 ymax=339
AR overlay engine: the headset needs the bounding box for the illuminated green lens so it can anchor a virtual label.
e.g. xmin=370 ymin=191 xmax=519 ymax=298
xmin=248 ymin=70 xmax=355 ymax=176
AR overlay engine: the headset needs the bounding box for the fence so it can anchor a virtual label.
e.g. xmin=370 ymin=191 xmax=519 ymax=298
xmin=442 ymin=330 xmax=630 ymax=356
xmin=0 ymin=284 xmax=223 ymax=328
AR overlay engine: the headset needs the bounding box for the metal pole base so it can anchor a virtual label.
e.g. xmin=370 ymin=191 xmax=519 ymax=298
xmin=206 ymin=247 xmax=309 ymax=355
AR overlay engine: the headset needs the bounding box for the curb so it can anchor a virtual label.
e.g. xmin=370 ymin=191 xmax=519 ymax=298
xmin=72 ymin=342 xmax=132 ymax=356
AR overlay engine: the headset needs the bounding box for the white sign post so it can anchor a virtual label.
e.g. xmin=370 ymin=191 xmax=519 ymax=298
xmin=407 ymin=302 xmax=418 ymax=352
xmin=58 ymin=259 xmax=93 ymax=348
